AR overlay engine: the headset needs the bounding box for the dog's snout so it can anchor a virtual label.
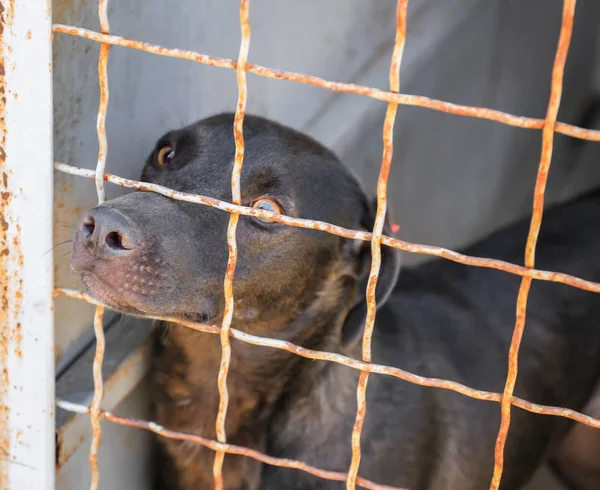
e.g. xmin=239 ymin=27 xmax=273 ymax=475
xmin=78 ymin=206 xmax=141 ymax=257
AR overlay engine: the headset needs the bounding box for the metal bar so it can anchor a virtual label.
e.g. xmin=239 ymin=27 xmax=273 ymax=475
xmin=88 ymin=306 xmax=105 ymax=490
xmin=88 ymin=0 xmax=111 ymax=486
xmin=0 ymin=0 xmax=55 ymax=488
xmin=347 ymin=2 xmax=408 ymax=488
xmin=55 ymin=288 xmax=600 ymax=431
xmin=95 ymin=0 xmax=110 ymax=204
xmin=50 ymin=25 xmax=600 ymax=143
xmin=54 ymin=162 xmax=600 ymax=293
xmin=213 ymin=1 xmax=251 ymax=488
xmin=489 ymin=1 xmax=577 ymax=489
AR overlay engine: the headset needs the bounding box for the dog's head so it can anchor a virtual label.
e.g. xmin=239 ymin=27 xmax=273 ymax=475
xmin=71 ymin=114 xmax=401 ymax=346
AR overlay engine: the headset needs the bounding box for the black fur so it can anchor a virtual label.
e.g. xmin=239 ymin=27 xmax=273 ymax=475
xmin=71 ymin=113 xmax=600 ymax=489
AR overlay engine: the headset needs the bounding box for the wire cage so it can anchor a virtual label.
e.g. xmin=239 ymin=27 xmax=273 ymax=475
xmin=2 ymin=0 xmax=600 ymax=489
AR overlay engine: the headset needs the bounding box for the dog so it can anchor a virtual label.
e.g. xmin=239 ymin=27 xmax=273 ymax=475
xmin=70 ymin=113 xmax=600 ymax=490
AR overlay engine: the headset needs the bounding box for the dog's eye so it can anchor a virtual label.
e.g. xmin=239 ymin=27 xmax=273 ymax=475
xmin=251 ymin=198 xmax=281 ymax=223
xmin=156 ymin=145 xmax=175 ymax=167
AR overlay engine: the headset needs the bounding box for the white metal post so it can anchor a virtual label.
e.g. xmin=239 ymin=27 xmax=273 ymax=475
xmin=0 ymin=0 xmax=55 ymax=489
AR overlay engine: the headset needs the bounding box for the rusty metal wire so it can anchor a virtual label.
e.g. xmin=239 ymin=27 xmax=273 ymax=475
xmin=87 ymin=0 xmax=111 ymax=487
xmin=55 ymin=287 xmax=600 ymax=431
xmin=54 ymin=161 xmax=600 ymax=294
xmin=88 ymin=306 xmax=105 ymax=490
xmin=56 ymin=399 xmax=407 ymax=490
xmin=489 ymin=2 xmax=577 ymax=489
xmin=55 ymin=281 xmax=600 ymax=489
xmin=95 ymin=22 xmax=109 ymax=203
xmin=51 ymin=23 xmax=600 ymax=143
xmin=52 ymin=1 xmax=600 ymax=489
xmin=347 ymin=2 xmax=407 ymax=488
xmin=213 ymin=1 xmax=251 ymax=488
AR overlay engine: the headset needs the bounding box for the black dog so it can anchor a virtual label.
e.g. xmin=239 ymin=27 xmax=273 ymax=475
xmin=71 ymin=113 xmax=600 ymax=490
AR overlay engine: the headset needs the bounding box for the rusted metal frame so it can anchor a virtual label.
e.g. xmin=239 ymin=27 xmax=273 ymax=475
xmin=55 ymin=288 xmax=600 ymax=431
xmin=0 ymin=0 xmax=55 ymax=488
xmin=55 ymin=399 xmax=408 ymax=490
xmin=88 ymin=0 xmax=111 ymax=488
xmin=489 ymin=1 xmax=577 ymax=489
xmin=54 ymin=162 xmax=600 ymax=294
xmin=347 ymin=2 xmax=408 ymax=488
xmin=51 ymin=24 xmax=600 ymax=143
xmin=212 ymin=2 xmax=251 ymax=489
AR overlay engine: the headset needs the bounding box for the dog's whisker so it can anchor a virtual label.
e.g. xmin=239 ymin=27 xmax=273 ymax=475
xmin=55 ymin=221 xmax=79 ymax=230
xmin=110 ymin=313 xmax=133 ymax=334
xmin=39 ymin=239 xmax=73 ymax=260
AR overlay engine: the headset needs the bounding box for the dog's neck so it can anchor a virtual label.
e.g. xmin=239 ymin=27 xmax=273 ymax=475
xmin=153 ymin=304 xmax=348 ymax=431
xmin=151 ymin=272 xmax=356 ymax=488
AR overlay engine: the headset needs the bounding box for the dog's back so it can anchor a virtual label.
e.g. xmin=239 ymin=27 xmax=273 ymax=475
xmin=374 ymin=188 xmax=600 ymax=489
xmin=389 ymin=187 xmax=600 ymax=385
xmin=265 ymin=189 xmax=600 ymax=490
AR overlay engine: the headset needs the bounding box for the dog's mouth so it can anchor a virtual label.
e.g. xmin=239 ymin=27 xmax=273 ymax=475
xmin=80 ymin=272 xmax=149 ymax=316
xmin=80 ymin=272 xmax=215 ymax=325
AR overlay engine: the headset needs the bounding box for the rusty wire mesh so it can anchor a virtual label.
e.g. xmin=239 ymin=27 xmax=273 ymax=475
xmin=86 ymin=0 xmax=111 ymax=487
xmin=52 ymin=0 xmax=600 ymax=489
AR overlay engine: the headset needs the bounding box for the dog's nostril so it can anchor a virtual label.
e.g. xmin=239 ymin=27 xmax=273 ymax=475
xmin=104 ymin=231 xmax=137 ymax=251
xmin=82 ymin=216 xmax=95 ymax=241
xmin=105 ymin=231 xmax=126 ymax=250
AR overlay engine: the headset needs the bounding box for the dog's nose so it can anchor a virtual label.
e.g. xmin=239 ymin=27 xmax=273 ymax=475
xmin=79 ymin=206 xmax=141 ymax=258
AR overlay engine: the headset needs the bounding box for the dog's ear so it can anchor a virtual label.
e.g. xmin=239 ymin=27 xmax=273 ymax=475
xmin=341 ymin=197 xmax=402 ymax=347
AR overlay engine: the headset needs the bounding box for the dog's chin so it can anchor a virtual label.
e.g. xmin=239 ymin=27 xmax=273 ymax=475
xmin=80 ymin=272 xmax=149 ymax=317
xmin=80 ymin=272 xmax=215 ymax=324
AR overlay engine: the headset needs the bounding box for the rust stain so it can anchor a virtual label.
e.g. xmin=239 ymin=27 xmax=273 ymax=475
xmin=0 ymin=0 xmax=14 ymax=483
xmin=13 ymin=321 xmax=21 ymax=360
xmin=25 ymin=29 xmax=31 ymax=40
